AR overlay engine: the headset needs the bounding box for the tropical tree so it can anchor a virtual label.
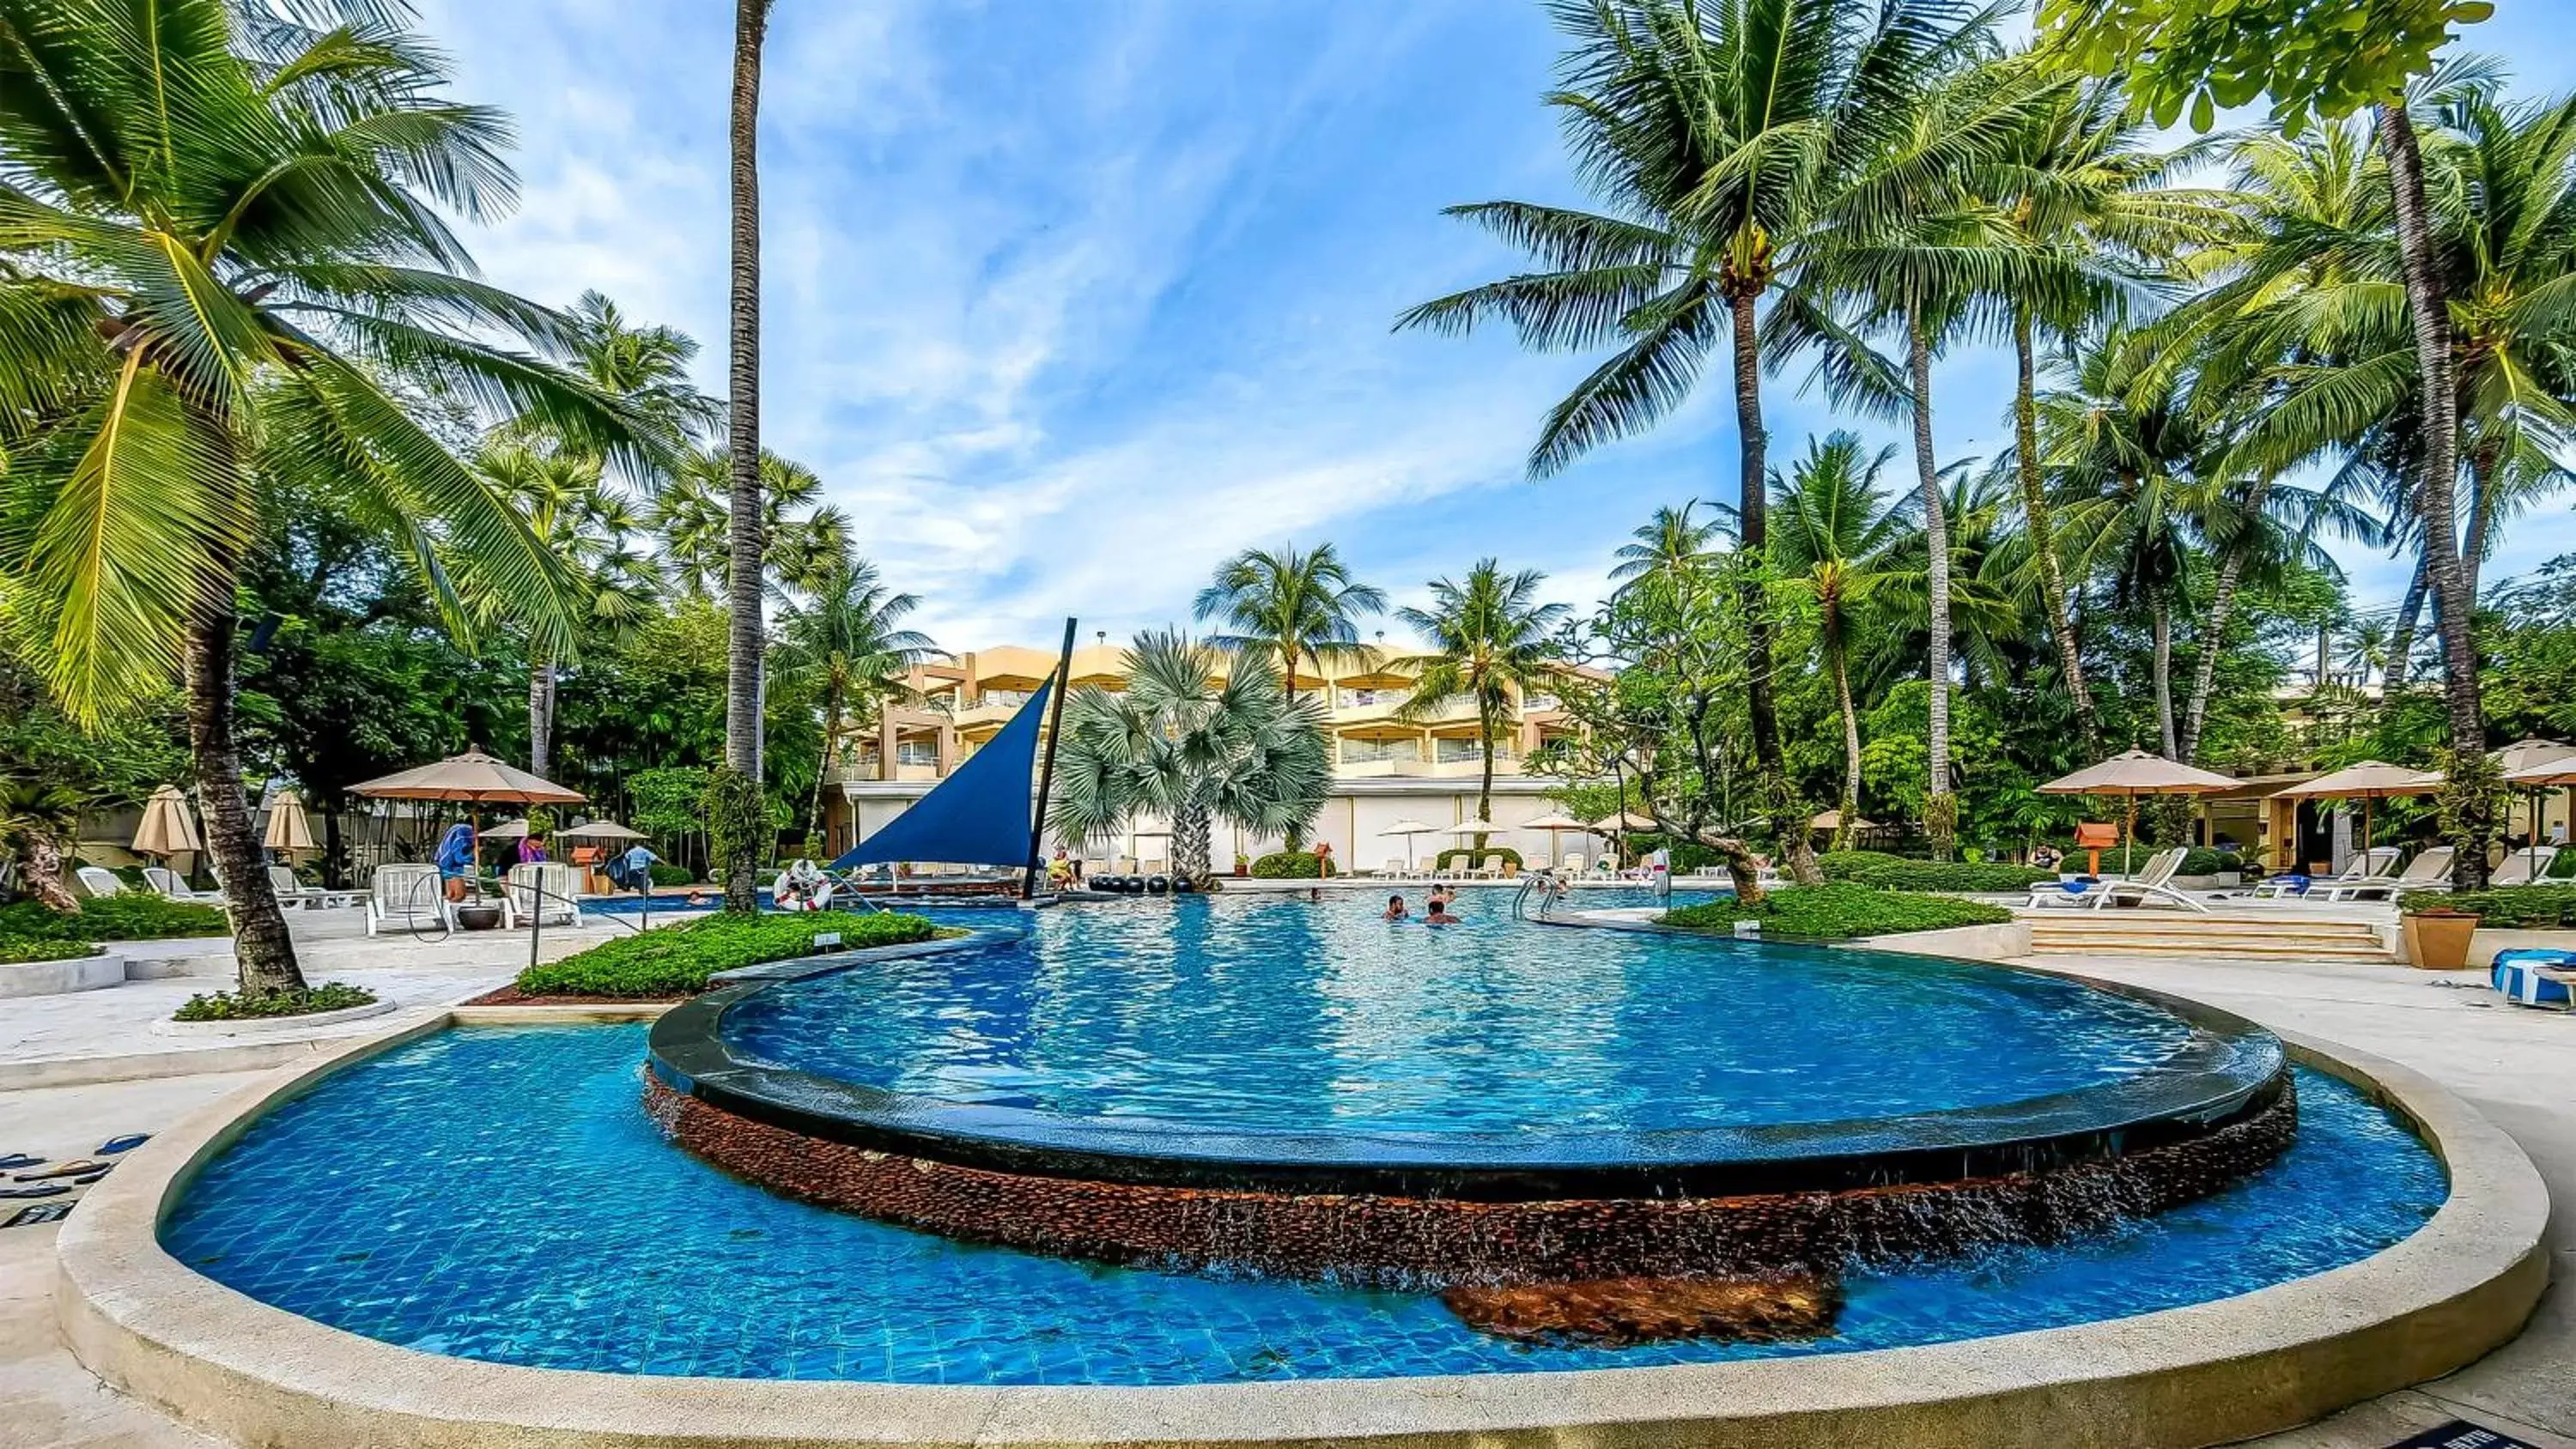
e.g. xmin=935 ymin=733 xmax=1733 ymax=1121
xmin=0 ymin=0 xmax=660 ymax=991
xmin=1050 ymin=631 xmax=1331 ymax=886
xmin=1608 ymin=500 xmax=1735 ymax=598
xmin=1768 ymin=435 xmax=1911 ymax=850
xmin=1397 ymin=0 xmax=2002 ymax=882
xmin=652 ymin=447 xmax=850 ymax=600
xmin=475 ymin=444 xmax=657 ymax=779
xmin=562 ymin=290 xmax=723 ymax=449
xmin=1394 ymin=561 xmax=1571 ymax=847
xmin=777 ymin=561 xmax=935 ymax=843
xmin=1191 ymin=543 xmax=1386 ymax=701
xmin=718 ymin=0 xmax=776 ymax=912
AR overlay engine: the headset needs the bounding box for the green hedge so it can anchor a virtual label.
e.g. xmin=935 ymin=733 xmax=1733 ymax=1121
xmin=0 ymin=894 xmax=229 ymax=942
xmin=2176 ymin=847 xmax=2245 ymax=875
xmin=1434 ymin=846 xmax=1523 ymax=871
xmin=173 ymin=982 xmax=377 ymax=1022
xmin=648 ymin=862 xmax=695 ymax=888
xmin=513 ymin=909 xmax=940 ymax=997
xmin=1816 ymin=850 xmax=2051 ymax=893
xmin=2400 ymin=884 xmax=2576 ymax=930
xmin=1249 ymin=851 xmax=1330 ymax=879
xmin=0 ymin=937 xmax=100 ymax=965
xmin=1664 ymin=882 xmax=2012 ymax=940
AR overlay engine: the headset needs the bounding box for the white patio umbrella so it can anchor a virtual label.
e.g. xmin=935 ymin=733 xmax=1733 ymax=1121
xmin=2038 ymin=750 xmax=2238 ymax=873
xmin=1517 ymin=812 xmax=1591 ymax=866
xmin=2270 ymin=761 xmax=2441 ymax=864
xmin=558 ymin=819 xmax=647 ymax=841
xmin=1376 ymin=818 xmax=1437 ymax=871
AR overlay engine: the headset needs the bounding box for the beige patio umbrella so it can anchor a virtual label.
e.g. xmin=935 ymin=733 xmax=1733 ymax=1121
xmin=1377 ymin=818 xmax=1438 ymax=872
xmin=2038 ymin=750 xmax=2238 ymax=873
xmin=1517 ymin=812 xmax=1591 ymax=867
xmin=2501 ymin=745 xmax=2576 ymax=877
xmin=132 ymin=784 xmax=204 ymax=860
xmin=2271 ymin=761 xmax=2441 ymax=864
xmin=559 ymin=819 xmax=648 ymax=841
xmin=351 ymin=747 xmax=584 ymax=873
xmin=1809 ymin=809 xmax=1875 ymax=832
xmin=480 ymin=818 xmax=532 ymax=840
xmin=261 ymin=788 xmax=317 ymax=860
xmin=1589 ymin=809 xmax=1656 ymax=865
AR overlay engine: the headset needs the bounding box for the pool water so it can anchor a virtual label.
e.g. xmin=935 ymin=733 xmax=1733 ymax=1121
xmin=720 ymin=894 xmax=2194 ymax=1136
xmin=161 ymin=1023 xmax=2445 ymax=1384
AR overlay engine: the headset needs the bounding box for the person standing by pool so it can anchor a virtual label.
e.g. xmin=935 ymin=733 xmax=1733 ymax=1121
xmin=434 ymin=822 xmax=477 ymax=904
xmin=1382 ymin=894 xmax=1407 ymax=920
xmin=516 ymin=832 xmax=546 ymax=867
xmin=614 ymin=842 xmax=661 ymax=894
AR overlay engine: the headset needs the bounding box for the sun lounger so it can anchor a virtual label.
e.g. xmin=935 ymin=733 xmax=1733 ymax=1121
xmin=142 ymin=866 xmax=223 ymax=905
xmin=74 ymin=866 xmax=125 ymax=899
xmin=1558 ymin=852 xmax=1585 ymax=876
xmin=2024 ymin=848 xmax=2197 ymax=911
xmin=2321 ymin=846 xmax=2456 ymax=901
xmin=367 ymin=863 xmax=512 ymax=936
xmin=2250 ymin=846 xmax=2399 ymax=899
xmin=506 ymin=863 xmax=585 ymax=928
xmin=265 ymin=864 xmax=365 ymax=911
xmin=2492 ymin=846 xmax=2561 ymax=888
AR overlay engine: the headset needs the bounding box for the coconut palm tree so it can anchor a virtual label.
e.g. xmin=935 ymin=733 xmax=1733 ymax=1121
xmin=1049 ymin=631 xmax=1331 ymax=886
xmin=720 ymin=0 xmax=776 ymax=912
xmin=1191 ymin=543 xmax=1387 ymax=702
xmin=1768 ymin=434 xmax=1910 ymax=851
xmin=563 ymin=291 xmax=723 ymax=451
xmin=1396 ymin=0 xmax=2003 ymax=882
xmin=476 ymin=443 xmax=657 ymax=779
xmin=778 ymin=561 xmax=935 ymax=845
xmin=651 ymin=448 xmax=851 ymax=600
xmin=1608 ymin=500 xmax=1736 ymax=598
xmin=0 ymin=0 xmax=662 ymax=992
xmin=1394 ymin=561 xmax=1571 ymax=851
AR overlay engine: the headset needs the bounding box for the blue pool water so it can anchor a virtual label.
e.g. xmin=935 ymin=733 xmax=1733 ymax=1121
xmin=721 ymin=894 xmax=2193 ymax=1136
xmin=161 ymin=1024 xmax=2444 ymax=1384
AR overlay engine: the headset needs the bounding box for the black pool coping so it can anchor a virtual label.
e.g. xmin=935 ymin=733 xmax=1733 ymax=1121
xmin=647 ymin=926 xmax=2291 ymax=1202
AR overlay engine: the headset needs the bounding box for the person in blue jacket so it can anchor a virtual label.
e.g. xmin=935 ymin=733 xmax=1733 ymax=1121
xmin=434 ymin=822 xmax=477 ymax=903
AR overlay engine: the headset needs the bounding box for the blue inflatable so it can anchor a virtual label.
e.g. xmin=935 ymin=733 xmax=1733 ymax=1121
xmin=2492 ymin=949 xmax=2576 ymax=1008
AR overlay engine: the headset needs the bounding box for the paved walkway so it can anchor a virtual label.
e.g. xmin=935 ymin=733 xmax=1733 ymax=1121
xmin=1 ymin=940 xmax=2571 ymax=1446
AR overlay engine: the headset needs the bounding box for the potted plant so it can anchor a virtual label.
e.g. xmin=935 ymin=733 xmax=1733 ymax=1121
xmin=2398 ymin=890 xmax=2482 ymax=970
xmin=1233 ymin=852 xmax=1249 ymax=877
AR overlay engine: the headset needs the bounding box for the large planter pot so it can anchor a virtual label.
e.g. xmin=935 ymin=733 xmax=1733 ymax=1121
xmin=455 ymin=904 xmax=503 ymax=931
xmin=2403 ymin=911 xmax=2482 ymax=970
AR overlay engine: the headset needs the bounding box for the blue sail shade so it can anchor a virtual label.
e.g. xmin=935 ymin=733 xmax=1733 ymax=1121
xmin=830 ymin=677 xmax=1053 ymax=870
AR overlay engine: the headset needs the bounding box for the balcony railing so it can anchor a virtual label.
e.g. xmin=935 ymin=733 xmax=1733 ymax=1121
xmin=1335 ymin=687 xmax=1412 ymax=712
xmin=1433 ymin=738 xmax=1514 ymax=764
xmin=1340 ymin=738 xmax=1422 ymax=765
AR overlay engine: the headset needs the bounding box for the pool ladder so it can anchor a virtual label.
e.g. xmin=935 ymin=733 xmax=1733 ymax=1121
xmin=1514 ymin=870 xmax=1569 ymax=921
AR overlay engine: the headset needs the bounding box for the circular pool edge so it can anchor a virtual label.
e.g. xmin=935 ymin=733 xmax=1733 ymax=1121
xmin=54 ymin=1003 xmax=2549 ymax=1449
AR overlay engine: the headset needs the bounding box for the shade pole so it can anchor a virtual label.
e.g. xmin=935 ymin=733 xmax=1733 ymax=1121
xmin=1022 ymin=616 xmax=1078 ymax=900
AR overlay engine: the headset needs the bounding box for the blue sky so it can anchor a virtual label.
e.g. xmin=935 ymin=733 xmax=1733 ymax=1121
xmin=419 ymin=0 xmax=2576 ymax=650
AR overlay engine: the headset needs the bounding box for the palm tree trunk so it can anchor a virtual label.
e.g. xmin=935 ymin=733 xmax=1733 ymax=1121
xmin=720 ymin=0 xmax=774 ymax=912
xmin=807 ymin=693 xmax=841 ymax=846
xmin=1728 ymin=291 xmax=1818 ymax=885
xmin=2179 ymin=548 xmax=2245 ymax=764
xmin=1909 ymin=320 xmax=1954 ymax=858
xmin=186 ymin=590 xmax=305 ymax=996
xmin=19 ymin=831 xmax=80 ymax=913
xmin=1475 ymin=701 xmax=1497 ymax=857
xmin=1832 ymin=639 xmax=1860 ymax=854
xmin=2382 ymin=553 xmax=2427 ymax=700
xmin=1173 ymin=797 xmax=1214 ymax=886
xmin=2379 ymin=100 xmax=2489 ymax=890
xmin=2464 ymin=439 xmax=2499 ymax=602
xmin=527 ymin=655 xmax=554 ymax=779
xmin=2015 ymin=306 xmax=2099 ymax=754
xmin=2151 ymin=599 xmax=2177 ymax=760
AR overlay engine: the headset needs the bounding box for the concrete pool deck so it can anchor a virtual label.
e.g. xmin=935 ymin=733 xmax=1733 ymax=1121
xmin=3 ymin=943 xmax=2572 ymax=1446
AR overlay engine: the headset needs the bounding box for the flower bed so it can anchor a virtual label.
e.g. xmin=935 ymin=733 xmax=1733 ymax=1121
xmin=1817 ymin=851 xmax=2052 ymax=893
xmin=1664 ymin=882 xmax=2013 ymax=940
xmin=0 ymin=937 xmax=100 ymax=965
xmin=173 ymin=983 xmax=379 ymax=1022
xmin=511 ymin=910 xmax=940 ymax=998
xmin=0 ymin=894 xmax=228 ymax=942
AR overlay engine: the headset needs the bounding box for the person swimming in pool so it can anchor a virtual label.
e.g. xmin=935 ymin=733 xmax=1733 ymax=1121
xmin=1425 ymin=900 xmax=1461 ymax=925
xmin=1382 ymin=894 xmax=1407 ymax=920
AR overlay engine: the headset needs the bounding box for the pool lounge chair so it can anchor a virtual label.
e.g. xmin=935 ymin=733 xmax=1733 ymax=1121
xmin=2321 ymin=846 xmax=2457 ymax=901
xmin=2249 ymin=846 xmax=2399 ymax=900
xmin=265 ymin=864 xmax=364 ymax=911
xmin=142 ymin=866 xmax=222 ymax=906
xmin=367 ymin=864 xmax=513 ymax=936
xmin=1559 ymin=852 xmax=1586 ymax=876
xmin=506 ymin=863 xmax=585 ymax=929
xmin=2491 ymin=846 xmax=2561 ymax=888
xmin=74 ymin=866 xmax=125 ymax=899
xmin=2023 ymin=848 xmax=2191 ymax=911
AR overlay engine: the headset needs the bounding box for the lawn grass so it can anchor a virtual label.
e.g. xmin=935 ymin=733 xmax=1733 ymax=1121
xmin=512 ymin=908 xmax=943 ymax=998
xmin=1663 ymin=882 xmax=2012 ymax=940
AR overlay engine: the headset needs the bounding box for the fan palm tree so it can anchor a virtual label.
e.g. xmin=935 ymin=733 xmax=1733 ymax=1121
xmin=652 ymin=447 xmax=851 ymax=599
xmin=1394 ymin=561 xmax=1571 ymax=850
xmin=1768 ymin=434 xmax=1910 ymax=851
xmin=1050 ymin=631 xmax=1331 ymax=886
xmin=0 ymin=0 xmax=662 ymax=992
xmin=1608 ymin=500 xmax=1736 ymax=598
xmin=720 ymin=0 xmax=776 ymax=912
xmin=1191 ymin=543 xmax=1387 ymax=701
xmin=1396 ymin=0 xmax=2001 ymax=882
xmin=778 ymin=561 xmax=935 ymax=844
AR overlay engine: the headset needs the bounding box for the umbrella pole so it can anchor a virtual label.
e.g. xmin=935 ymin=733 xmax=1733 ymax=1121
xmin=2123 ymin=795 xmax=2136 ymax=876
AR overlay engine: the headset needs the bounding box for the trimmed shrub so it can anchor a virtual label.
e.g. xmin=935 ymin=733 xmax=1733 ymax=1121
xmin=1663 ymin=882 xmax=2011 ymax=940
xmin=2402 ymin=884 xmax=2576 ymax=930
xmin=0 ymin=894 xmax=228 ymax=942
xmin=647 ymin=862 xmax=695 ymax=888
xmin=0 ymin=937 xmax=99 ymax=965
xmin=1433 ymin=846 xmax=1524 ymax=872
xmin=1250 ymin=851 xmax=1329 ymax=879
xmin=512 ymin=909 xmax=940 ymax=998
xmin=173 ymin=982 xmax=377 ymax=1022
xmin=2176 ymin=847 xmax=2244 ymax=876
xmin=1816 ymin=850 xmax=2051 ymax=893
